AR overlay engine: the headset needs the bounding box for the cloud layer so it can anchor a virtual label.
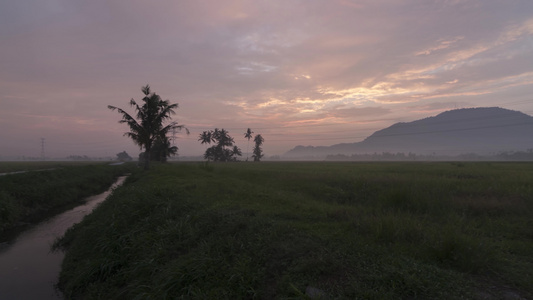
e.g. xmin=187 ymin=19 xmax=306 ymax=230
xmin=1 ymin=0 xmax=532 ymax=158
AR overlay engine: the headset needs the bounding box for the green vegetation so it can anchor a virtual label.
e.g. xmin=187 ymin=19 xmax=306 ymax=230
xmin=108 ymin=84 xmax=187 ymax=170
xmin=55 ymin=162 xmax=533 ymax=299
xmin=116 ymin=151 xmax=133 ymax=162
xmin=0 ymin=161 xmax=98 ymax=174
xmin=0 ymin=162 xmax=136 ymax=234
xmin=252 ymin=134 xmax=264 ymax=161
xmin=199 ymin=128 xmax=242 ymax=162
xmin=244 ymin=128 xmax=254 ymax=161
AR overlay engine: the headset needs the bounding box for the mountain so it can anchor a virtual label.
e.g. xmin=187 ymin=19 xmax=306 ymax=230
xmin=283 ymin=107 xmax=533 ymax=158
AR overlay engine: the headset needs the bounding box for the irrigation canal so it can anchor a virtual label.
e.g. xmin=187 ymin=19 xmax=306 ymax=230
xmin=0 ymin=176 xmax=128 ymax=299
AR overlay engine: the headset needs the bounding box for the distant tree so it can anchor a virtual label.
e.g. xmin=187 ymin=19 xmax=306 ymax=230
xmin=198 ymin=131 xmax=214 ymax=161
xmin=244 ymin=128 xmax=254 ymax=161
xmin=108 ymin=84 xmax=188 ymax=170
xmin=202 ymin=128 xmax=242 ymax=162
xmin=232 ymin=145 xmax=242 ymax=158
xmin=252 ymin=134 xmax=264 ymax=162
xmin=198 ymin=130 xmax=214 ymax=145
xmin=116 ymin=151 xmax=132 ymax=162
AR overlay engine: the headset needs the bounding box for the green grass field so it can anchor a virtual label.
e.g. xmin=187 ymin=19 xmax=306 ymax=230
xmin=54 ymin=162 xmax=533 ymax=299
xmin=0 ymin=161 xmax=105 ymax=174
xmin=0 ymin=162 xmax=136 ymax=235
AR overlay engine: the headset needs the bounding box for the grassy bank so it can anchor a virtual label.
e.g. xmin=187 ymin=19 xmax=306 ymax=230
xmin=55 ymin=162 xmax=533 ymax=299
xmin=0 ymin=161 xmax=102 ymax=174
xmin=0 ymin=162 xmax=137 ymax=235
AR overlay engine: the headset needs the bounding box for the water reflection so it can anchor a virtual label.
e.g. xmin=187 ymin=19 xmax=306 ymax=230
xmin=0 ymin=176 xmax=127 ymax=300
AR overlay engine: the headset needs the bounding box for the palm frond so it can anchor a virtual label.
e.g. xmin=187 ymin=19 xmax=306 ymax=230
xmin=141 ymin=85 xmax=151 ymax=96
xmin=109 ymin=85 xmax=185 ymax=168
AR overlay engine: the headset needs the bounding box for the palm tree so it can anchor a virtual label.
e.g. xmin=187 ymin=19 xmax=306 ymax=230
xmin=151 ymin=136 xmax=178 ymax=162
xmin=201 ymin=128 xmax=242 ymax=162
xmin=108 ymin=84 xmax=187 ymax=170
xmin=212 ymin=128 xmax=234 ymax=148
xmin=232 ymin=145 xmax=242 ymax=160
xmin=252 ymin=134 xmax=264 ymax=162
xmin=198 ymin=130 xmax=213 ymax=145
xmin=244 ymin=128 xmax=253 ymax=161
xmin=199 ymin=130 xmax=213 ymax=161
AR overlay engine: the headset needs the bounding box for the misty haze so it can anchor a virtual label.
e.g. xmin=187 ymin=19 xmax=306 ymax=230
xmin=1 ymin=1 xmax=533 ymax=299
xmin=1 ymin=1 xmax=533 ymax=160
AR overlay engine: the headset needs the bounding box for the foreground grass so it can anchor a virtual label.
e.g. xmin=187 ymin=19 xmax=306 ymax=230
xmin=55 ymin=162 xmax=533 ymax=299
xmin=0 ymin=162 xmax=136 ymax=235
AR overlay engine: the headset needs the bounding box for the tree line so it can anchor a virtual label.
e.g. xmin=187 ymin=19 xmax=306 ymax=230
xmin=198 ymin=128 xmax=263 ymax=162
xmin=109 ymin=85 xmax=264 ymax=169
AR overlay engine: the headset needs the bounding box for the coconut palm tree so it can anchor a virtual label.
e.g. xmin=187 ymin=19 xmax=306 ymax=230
xmin=244 ymin=128 xmax=253 ymax=161
xmin=198 ymin=130 xmax=214 ymax=161
xmin=198 ymin=130 xmax=213 ymax=145
xmin=232 ymin=145 xmax=242 ymax=160
xmin=151 ymin=136 xmax=178 ymax=162
xmin=212 ymin=128 xmax=234 ymax=148
xmin=252 ymin=134 xmax=264 ymax=162
xmin=201 ymin=128 xmax=242 ymax=162
xmin=108 ymin=84 xmax=187 ymax=170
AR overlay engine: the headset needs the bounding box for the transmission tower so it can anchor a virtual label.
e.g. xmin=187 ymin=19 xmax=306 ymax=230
xmin=41 ymin=138 xmax=45 ymax=161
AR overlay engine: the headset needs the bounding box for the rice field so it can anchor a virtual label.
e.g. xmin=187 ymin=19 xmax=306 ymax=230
xmin=53 ymin=161 xmax=533 ymax=299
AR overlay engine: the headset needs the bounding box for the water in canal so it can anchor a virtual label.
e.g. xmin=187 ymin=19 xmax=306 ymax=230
xmin=0 ymin=176 xmax=127 ymax=300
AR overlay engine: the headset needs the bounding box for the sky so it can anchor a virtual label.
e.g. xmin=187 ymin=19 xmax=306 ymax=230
xmin=1 ymin=0 xmax=532 ymax=159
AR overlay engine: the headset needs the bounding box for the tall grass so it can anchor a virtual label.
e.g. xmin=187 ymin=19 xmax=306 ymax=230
xmin=0 ymin=162 xmax=136 ymax=234
xmin=0 ymin=161 xmax=99 ymax=173
xmin=55 ymin=162 xmax=533 ymax=299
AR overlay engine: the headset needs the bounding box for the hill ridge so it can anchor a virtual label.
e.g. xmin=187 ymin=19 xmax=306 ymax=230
xmin=284 ymin=107 xmax=533 ymax=158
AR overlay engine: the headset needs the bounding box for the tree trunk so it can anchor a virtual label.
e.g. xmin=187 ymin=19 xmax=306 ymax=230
xmin=144 ymin=147 xmax=151 ymax=170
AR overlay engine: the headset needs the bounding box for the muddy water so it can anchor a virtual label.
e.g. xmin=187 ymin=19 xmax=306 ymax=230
xmin=0 ymin=176 xmax=128 ymax=300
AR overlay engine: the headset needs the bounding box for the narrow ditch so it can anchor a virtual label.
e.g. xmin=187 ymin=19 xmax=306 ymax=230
xmin=0 ymin=175 xmax=128 ymax=299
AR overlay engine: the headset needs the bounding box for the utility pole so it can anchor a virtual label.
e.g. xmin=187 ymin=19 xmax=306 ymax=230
xmin=41 ymin=138 xmax=45 ymax=161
